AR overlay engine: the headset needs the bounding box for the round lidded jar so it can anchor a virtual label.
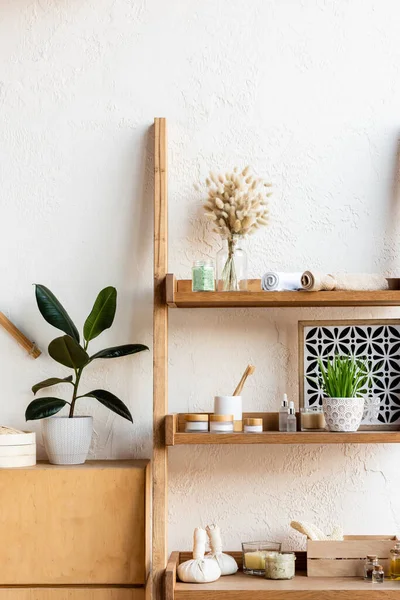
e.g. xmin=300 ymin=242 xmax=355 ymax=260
xmin=244 ymin=418 xmax=263 ymax=433
xmin=209 ymin=414 xmax=234 ymax=433
xmin=184 ymin=414 xmax=209 ymax=433
xmin=265 ymin=552 xmax=296 ymax=580
xmin=192 ymin=260 xmax=215 ymax=292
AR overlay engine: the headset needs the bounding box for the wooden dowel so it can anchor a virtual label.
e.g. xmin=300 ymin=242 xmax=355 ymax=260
xmin=0 ymin=312 xmax=41 ymax=359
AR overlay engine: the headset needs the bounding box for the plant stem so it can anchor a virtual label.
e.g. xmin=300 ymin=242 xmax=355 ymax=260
xmin=69 ymin=339 xmax=89 ymax=417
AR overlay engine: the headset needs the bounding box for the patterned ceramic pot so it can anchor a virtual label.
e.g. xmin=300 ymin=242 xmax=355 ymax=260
xmin=42 ymin=416 xmax=93 ymax=465
xmin=322 ymin=397 xmax=365 ymax=432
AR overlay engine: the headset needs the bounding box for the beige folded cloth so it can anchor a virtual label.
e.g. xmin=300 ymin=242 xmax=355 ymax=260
xmin=301 ymin=272 xmax=388 ymax=292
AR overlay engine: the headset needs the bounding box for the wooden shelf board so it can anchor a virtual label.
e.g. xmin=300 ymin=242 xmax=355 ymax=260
xmin=167 ymin=553 xmax=399 ymax=599
xmin=174 ymin=571 xmax=399 ymax=599
xmin=165 ymin=414 xmax=400 ymax=446
xmin=166 ymin=275 xmax=400 ymax=308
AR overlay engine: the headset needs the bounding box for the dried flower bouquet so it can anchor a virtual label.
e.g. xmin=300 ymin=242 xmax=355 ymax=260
xmin=202 ymin=166 xmax=272 ymax=291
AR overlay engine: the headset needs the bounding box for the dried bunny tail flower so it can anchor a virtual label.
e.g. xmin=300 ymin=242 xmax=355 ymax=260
xmin=215 ymin=198 xmax=224 ymax=209
xmin=242 ymin=166 xmax=250 ymax=176
xmin=204 ymin=212 xmax=217 ymax=220
xmin=218 ymin=174 xmax=225 ymax=183
xmin=233 ymin=220 xmax=242 ymax=233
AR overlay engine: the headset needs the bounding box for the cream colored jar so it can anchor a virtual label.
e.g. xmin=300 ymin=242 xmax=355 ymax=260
xmin=244 ymin=418 xmax=263 ymax=433
xmin=209 ymin=414 xmax=234 ymax=433
xmin=184 ymin=414 xmax=209 ymax=433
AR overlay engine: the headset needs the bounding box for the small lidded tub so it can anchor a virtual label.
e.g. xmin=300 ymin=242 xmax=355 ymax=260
xmin=244 ymin=418 xmax=263 ymax=433
xmin=209 ymin=414 xmax=234 ymax=433
xmin=265 ymin=552 xmax=296 ymax=580
xmin=184 ymin=414 xmax=209 ymax=433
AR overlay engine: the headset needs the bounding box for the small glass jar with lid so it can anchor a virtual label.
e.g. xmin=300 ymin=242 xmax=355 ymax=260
xmin=364 ymin=555 xmax=379 ymax=580
xmin=372 ymin=564 xmax=384 ymax=584
xmin=265 ymin=552 xmax=296 ymax=580
xmin=244 ymin=418 xmax=263 ymax=433
xmin=209 ymin=414 xmax=234 ymax=433
xmin=184 ymin=414 xmax=209 ymax=433
xmin=390 ymin=542 xmax=400 ymax=580
xmin=192 ymin=260 xmax=215 ymax=292
xmin=300 ymin=407 xmax=326 ymax=431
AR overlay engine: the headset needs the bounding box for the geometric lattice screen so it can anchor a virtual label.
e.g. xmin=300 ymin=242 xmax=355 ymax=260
xmin=301 ymin=322 xmax=400 ymax=424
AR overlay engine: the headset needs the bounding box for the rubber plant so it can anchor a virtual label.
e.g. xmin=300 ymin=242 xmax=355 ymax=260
xmin=25 ymin=285 xmax=148 ymax=422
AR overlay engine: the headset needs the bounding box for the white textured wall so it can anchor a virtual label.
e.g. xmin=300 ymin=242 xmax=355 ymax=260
xmin=1 ymin=0 xmax=400 ymax=554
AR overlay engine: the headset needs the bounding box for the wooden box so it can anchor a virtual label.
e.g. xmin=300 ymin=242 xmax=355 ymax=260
xmin=307 ymin=535 xmax=398 ymax=577
xmin=0 ymin=460 xmax=150 ymax=586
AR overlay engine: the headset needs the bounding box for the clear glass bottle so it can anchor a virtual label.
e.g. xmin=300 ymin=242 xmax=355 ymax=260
xmin=279 ymin=394 xmax=288 ymax=432
xmin=364 ymin=555 xmax=379 ymax=580
xmin=216 ymin=235 xmax=248 ymax=292
xmin=287 ymin=402 xmax=297 ymax=432
xmin=390 ymin=542 xmax=400 ymax=580
xmin=192 ymin=260 xmax=215 ymax=292
xmin=372 ymin=564 xmax=384 ymax=584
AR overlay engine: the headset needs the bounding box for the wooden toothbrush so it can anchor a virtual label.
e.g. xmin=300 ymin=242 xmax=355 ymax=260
xmin=233 ymin=364 xmax=255 ymax=396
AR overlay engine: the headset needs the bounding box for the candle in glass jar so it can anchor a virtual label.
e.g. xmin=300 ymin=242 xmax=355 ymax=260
xmin=300 ymin=407 xmax=326 ymax=431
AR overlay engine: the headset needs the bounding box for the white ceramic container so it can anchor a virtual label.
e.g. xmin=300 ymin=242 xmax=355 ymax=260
xmin=0 ymin=431 xmax=36 ymax=467
xmin=214 ymin=396 xmax=242 ymax=431
xmin=42 ymin=416 xmax=93 ymax=465
xmin=322 ymin=397 xmax=365 ymax=432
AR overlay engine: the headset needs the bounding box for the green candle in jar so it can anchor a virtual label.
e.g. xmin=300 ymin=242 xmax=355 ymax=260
xmin=192 ymin=260 xmax=215 ymax=292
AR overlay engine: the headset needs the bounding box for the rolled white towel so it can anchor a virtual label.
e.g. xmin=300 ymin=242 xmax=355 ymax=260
xmin=301 ymin=271 xmax=336 ymax=291
xmin=301 ymin=271 xmax=388 ymax=292
xmin=262 ymin=272 xmax=303 ymax=291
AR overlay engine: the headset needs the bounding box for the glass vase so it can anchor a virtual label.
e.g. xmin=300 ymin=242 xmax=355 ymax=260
xmin=216 ymin=235 xmax=248 ymax=291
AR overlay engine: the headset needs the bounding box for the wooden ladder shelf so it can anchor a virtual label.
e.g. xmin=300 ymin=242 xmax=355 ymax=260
xmin=152 ymin=118 xmax=400 ymax=599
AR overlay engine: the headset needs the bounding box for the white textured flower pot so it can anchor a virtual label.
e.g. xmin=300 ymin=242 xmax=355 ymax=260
xmin=42 ymin=416 xmax=93 ymax=465
xmin=322 ymin=397 xmax=365 ymax=432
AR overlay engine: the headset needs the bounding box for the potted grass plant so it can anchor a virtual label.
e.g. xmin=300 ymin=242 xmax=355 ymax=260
xmin=315 ymin=355 xmax=369 ymax=432
xmin=26 ymin=285 xmax=148 ymax=464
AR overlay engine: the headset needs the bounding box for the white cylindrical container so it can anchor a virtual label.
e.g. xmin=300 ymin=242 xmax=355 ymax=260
xmin=243 ymin=418 xmax=263 ymax=433
xmin=214 ymin=396 xmax=242 ymax=432
xmin=209 ymin=414 xmax=234 ymax=433
xmin=184 ymin=414 xmax=209 ymax=433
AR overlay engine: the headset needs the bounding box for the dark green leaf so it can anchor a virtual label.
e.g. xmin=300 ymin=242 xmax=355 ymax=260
xmin=25 ymin=398 xmax=67 ymax=420
xmin=48 ymin=336 xmax=89 ymax=369
xmin=35 ymin=284 xmax=80 ymax=342
xmin=83 ymin=287 xmax=117 ymax=342
xmin=90 ymin=344 xmax=149 ymax=361
xmin=84 ymin=389 xmax=133 ymax=422
xmin=32 ymin=375 xmax=73 ymax=395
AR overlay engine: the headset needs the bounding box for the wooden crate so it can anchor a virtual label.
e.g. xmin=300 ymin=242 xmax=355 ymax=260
xmin=307 ymin=535 xmax=398 ymax=577
xmin=0 ymin=460 xmax=150 ymax=585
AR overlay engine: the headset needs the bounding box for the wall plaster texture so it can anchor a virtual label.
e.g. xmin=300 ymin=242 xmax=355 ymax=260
xmin=1 ymin=0 xmax=400 ymax=553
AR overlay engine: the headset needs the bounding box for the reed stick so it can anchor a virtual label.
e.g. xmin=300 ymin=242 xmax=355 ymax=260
xmin=0 ymin=312 xmax=41 ymax=359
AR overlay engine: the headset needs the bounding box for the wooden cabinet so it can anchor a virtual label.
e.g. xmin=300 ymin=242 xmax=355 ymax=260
xmin=0 ymin=460 xmax=150 ymax=595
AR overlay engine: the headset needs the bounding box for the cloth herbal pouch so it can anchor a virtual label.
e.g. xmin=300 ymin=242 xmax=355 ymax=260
xmin=205 ymin=524 xmax=238 ymax=576
xmin=177 ymin=527 xmax=221 ymax=583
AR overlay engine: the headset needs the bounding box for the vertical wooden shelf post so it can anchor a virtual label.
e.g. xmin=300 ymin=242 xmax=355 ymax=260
xmin=153 ymin=117 xmax=168 ymax=600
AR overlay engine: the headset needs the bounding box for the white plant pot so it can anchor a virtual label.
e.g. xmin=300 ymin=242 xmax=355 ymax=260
xmin=42 ymin=416 xmax=93 ymax=465
xmin=322 ymin=397 xmax=365 ymax=432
